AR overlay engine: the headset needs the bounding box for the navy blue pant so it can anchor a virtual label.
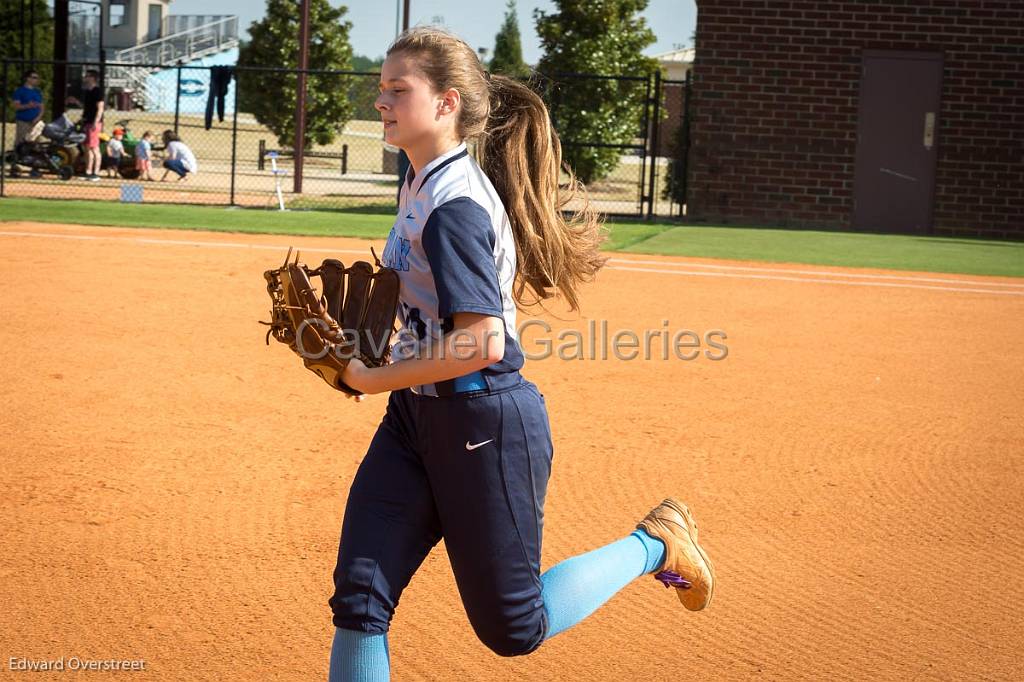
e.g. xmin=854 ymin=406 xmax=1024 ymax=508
xmin=328 ymin=377 xmax=554 ymax=657
xmin=163 ymin=158 xmax=189 ymax=177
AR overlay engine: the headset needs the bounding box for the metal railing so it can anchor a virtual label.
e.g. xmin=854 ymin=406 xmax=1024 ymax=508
xmin=163 ymin=15 xmax=237 ymax=37
xmin=113 ymin=16 xmax=238 ymax=66
xmin=106 ymin=17 xmax=238 ymax=111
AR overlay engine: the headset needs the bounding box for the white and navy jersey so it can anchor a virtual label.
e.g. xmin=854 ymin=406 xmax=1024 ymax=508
xmin=379 ymin=142 xmax=525 ymax=397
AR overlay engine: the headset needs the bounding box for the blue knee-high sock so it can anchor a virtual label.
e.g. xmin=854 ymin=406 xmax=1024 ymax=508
xmin=328 ymin=628 xmax=390 ymax=682
xmin=540 ymin=529 xmax=666 ymax=640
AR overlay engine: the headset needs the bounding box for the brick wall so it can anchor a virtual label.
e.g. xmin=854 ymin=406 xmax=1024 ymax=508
xmin=689 ymin=0 xmax=1023 ymax=238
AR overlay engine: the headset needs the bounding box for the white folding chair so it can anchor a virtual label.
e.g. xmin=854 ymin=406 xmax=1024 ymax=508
xmin=267 ymin=151 xmax=288 ymax=211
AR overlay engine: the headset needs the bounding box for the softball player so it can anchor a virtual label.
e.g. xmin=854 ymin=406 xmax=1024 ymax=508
xmin=328 ymin=27 xmax=715 ymax=681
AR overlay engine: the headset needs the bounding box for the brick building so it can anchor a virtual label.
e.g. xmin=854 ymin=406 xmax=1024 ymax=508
xmin=688 ymin=1 xmax=1022 ymax=238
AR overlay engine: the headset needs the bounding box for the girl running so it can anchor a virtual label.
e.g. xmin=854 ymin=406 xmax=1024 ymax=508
xmin=328 ymin=26 xmax=715 ymax=681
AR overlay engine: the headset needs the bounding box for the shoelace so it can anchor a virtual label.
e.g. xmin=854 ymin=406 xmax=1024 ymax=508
xmin=654 ymin=570 xmax=692 ymax=589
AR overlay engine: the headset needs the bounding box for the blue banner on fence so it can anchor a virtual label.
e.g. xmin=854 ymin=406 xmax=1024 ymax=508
xmin=144 ymin=48 xmax=239 ymax=114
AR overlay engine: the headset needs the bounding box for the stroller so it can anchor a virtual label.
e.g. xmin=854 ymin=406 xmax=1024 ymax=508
xmin=5 ymin=114 xmax=84 ymax=181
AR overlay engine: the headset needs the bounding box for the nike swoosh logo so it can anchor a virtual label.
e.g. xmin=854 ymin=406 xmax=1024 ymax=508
xmin=465 ymin=439 xmax=493 ymax=451
xmin=405 ymin=213 xmax=414 ymax=219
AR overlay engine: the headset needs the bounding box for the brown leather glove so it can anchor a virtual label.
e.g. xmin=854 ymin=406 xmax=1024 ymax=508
xmin=261 ymin=247 xmax=400 ymax=396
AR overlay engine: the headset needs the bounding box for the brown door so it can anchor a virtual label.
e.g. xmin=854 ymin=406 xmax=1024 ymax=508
xmin=852 ymin=50 xmax=943 ymax=233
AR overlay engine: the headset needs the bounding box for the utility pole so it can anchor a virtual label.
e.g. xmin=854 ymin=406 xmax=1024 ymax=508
xmin=29 ymin=0 xmax=36 ymax=67
xmin=294 ymin=0 xmax=311 ymax=194
xmin=53 ymin=0 xmax=69 ymax=118
xmin=396 ymin=0 xmax=411 ymax=198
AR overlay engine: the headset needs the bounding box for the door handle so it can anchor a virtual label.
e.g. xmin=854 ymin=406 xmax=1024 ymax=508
xmin=924 ymin=112 xmax=936 ymax=150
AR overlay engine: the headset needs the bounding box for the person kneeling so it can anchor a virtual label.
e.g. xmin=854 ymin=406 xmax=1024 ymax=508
xmin=159 ymin=130 xmax=198 ymax=182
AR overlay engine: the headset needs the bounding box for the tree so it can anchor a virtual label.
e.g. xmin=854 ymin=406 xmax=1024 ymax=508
xmin=2 ymin=0 xmax=54 ymax=124
xmin=352 ymin=55 xmax=383 ymax=72
xmin=489 ymin=1 xmax=529 ymax=79
xmin=534 ymin=0 xmax=658 ymax=184
xmin=662 ymin=80 xmax=690 ymax=207
xmin=349 ymin=54 xmax=384 ymax=121
xmin=237 ymin=0 xmax=355 ymax=148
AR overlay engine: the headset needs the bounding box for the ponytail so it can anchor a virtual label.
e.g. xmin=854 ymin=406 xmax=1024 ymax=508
xmin=388 ymin=27 xmax=607 ymax=312
xmin=480 ymin=75 xmax=607 ymax=312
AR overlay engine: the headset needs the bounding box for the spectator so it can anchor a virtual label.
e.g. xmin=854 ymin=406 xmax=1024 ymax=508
xmin=135 ymin=130 xmax=154 ymax=181
xmin=76 ymin=69 xmax=105 ymax=181
xmin=105 ymin=126 xmax=125 ymax=178
xmin=159 ymin=130 xmax=198 ymax=182
xmin=11 ymin=70 xmax=44 ymax=146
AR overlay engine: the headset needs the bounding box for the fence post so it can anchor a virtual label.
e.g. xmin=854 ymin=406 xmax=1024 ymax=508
xmin=680 ymin=70 xmax=692 ymax=218
xmin=229 ymin=71 xmax=239 ymax=206
xmin=29 ymin=0 xmax=36 ymax=67
xmin=1 ymin=62 xmax=7 ymax=198
xmin=173 ymin=62 xmax=182 ymax=134
xmin=19 ymin=1 xmax=25 ymax=62
xmin=637 ymin=74 xmax=652 ymax=218
xmin=97 ymin=2 xmax=103 ymax=70
xmin=341 ymin=144 xmax=347 ymax=175
xmin=293 ymin=0 xmax=311 ymax=194
xmin=258 ymin=139 xmax=265 ymax=171
xmin=646 ymin=69 xmax=662 ymax=220
xmin=53 ymin=4 xmax=69 ymax=119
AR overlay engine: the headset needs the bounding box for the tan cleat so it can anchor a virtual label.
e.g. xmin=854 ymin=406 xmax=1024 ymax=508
xmin=636 ymin=498 xmax=715 ymax=611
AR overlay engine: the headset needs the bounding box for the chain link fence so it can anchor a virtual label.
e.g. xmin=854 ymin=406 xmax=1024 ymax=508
xmin=2 ymin=59 xmax=690 ymax=218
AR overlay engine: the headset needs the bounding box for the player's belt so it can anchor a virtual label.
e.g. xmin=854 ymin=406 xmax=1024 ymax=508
xmin=413 ymin=370 xmax=488 ymax=397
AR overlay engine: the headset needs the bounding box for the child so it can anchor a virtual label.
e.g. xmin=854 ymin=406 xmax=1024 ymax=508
xmin=105 ymin=127 xmax=125 ymax=178
xmin=135 ymin=130 xmax=154 ymax=181
xmin=159 ymin=130 xmax=198 ymax=181
xmin=326 ymin=27 xmax=715 ymax=681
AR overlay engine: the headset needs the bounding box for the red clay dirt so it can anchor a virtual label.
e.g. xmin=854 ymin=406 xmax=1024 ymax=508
xmin=1 ymin=221 xmax=1022 ymax=680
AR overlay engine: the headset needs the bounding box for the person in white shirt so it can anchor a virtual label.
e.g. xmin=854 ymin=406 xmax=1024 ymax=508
xmin=159 ymin=130 xmax=198 ymax=182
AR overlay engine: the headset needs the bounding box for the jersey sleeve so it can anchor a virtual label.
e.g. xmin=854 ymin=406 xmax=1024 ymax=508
xmin=421 ymin=196 xmax=503 ymax=319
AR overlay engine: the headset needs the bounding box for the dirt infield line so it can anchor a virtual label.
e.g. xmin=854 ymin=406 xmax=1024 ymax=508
xmin=1 ymin=225 xmax=1021 ymax=297
xmin=607 ymin=256 xmax=1024 ymax=289
xmin=609 ymin=265 xmax=1024 ymax=296
xmin=0 ymin=228 xmax=370 ymax=257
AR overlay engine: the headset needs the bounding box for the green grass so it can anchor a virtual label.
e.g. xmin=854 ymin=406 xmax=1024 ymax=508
xmin=2 ymin=197 xmax=1021 ymax=278
xmin=601 ymin=221 xmax=671 ymax=251
xmin=0 ymin=197 xmax=395 ymax=238
xmin=619 ymin=225 xmax=1024 ymax=278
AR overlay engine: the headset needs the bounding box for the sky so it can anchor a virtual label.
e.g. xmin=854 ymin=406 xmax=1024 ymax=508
xmin=167 ymin=0 xmax=697 ymax=63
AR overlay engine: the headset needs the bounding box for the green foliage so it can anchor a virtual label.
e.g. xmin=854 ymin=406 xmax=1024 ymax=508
xmin=2 ymin=0 xmax=54 ymax=124
xmin=534 ymin=0 xmax=658 ymax=184
xmin=662 ymin=79 xmax=691 ymax=205
xmin=349 ymin=54 xmax=383 ymax=121
xmin=237 ymin=0 xmax=355 ymax=148
xmin=351 ymin=54 xmax=383 ymax=72
xmin=490 ymin=1 xmax=529 ymax=78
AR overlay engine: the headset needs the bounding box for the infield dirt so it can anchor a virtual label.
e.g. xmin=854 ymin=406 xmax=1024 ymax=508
xmin=1 ymin=221 xmax=1022 ymax=680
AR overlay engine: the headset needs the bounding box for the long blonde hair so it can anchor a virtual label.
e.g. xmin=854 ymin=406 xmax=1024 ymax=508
xmin=387 ymin=27 xmax=607 ymax=312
